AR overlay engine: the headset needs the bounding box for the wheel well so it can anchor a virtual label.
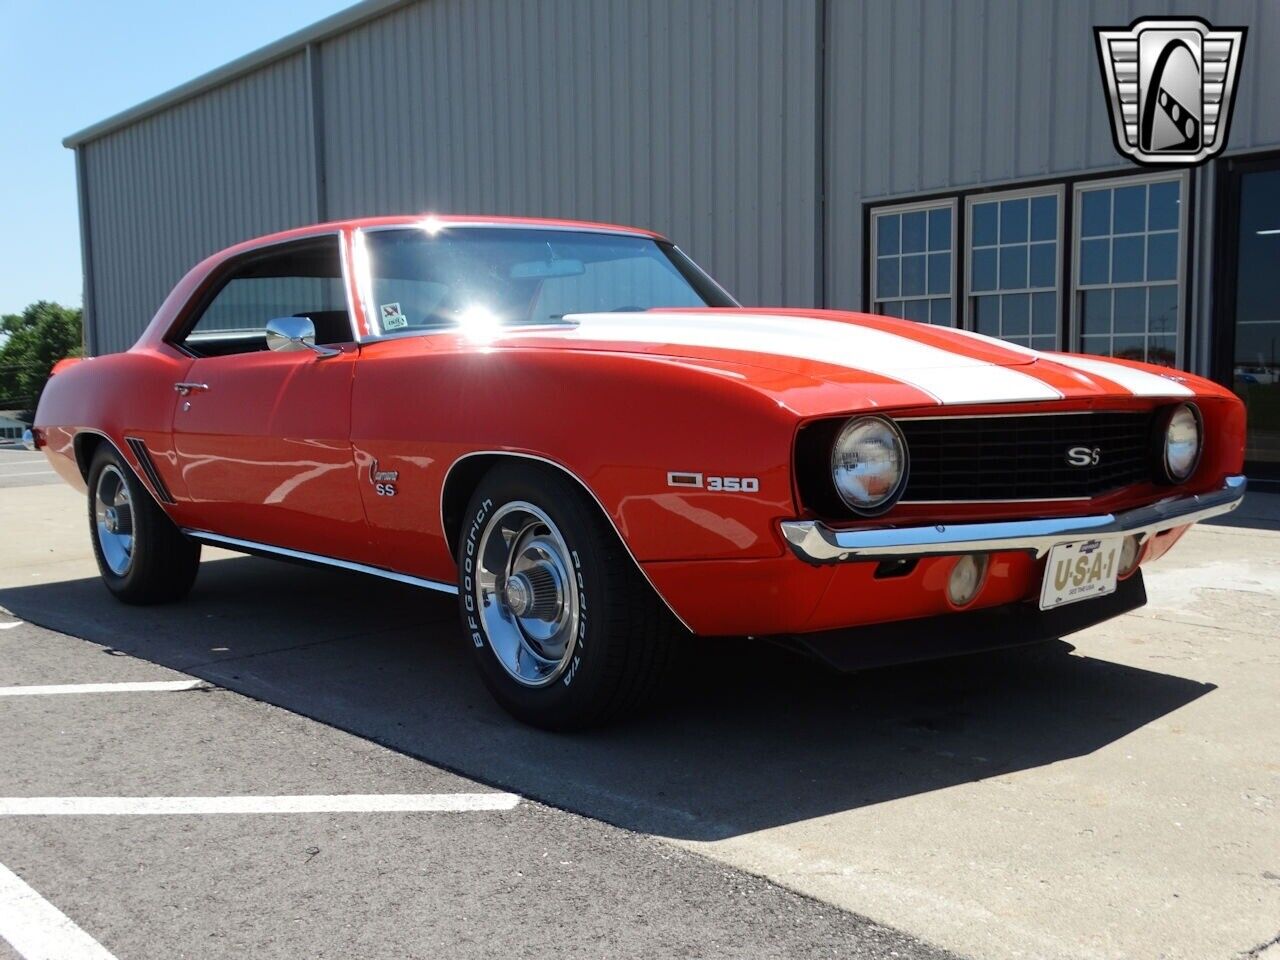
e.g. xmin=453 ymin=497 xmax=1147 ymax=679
xmin=440 ymin=454 xmax=507 ymax=558
xmin=73 ymin=432 xmax=106 ymax=480
xmin=424 ymin=451 xmax=692 ymax=633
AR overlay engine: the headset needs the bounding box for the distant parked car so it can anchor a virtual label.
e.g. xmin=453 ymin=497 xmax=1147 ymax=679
xmin=32 ymin=215 xmax=1246 ymax=728
xmin=1235 ymin=365 xmax=1279 ymax=386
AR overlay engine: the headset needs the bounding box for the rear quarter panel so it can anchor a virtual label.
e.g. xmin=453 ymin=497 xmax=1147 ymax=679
xmin=34 ymin=346 xmax=192 ymax=503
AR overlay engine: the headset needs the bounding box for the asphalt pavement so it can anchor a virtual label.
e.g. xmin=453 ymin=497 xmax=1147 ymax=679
xmin=0 ymin=467 xmax=1277 ymax=959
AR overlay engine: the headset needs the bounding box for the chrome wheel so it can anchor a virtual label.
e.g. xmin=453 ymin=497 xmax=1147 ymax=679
xmin=94 ymin=465 xmax=134 ymax=576
xmin=474 ymin=501 xmax=580 ymax=688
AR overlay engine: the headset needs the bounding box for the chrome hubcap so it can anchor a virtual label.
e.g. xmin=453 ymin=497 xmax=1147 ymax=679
xmin=474 ymin=502 xmax=579 ymax=688
xmin=94 ymin=465 xmax=134 ymax=576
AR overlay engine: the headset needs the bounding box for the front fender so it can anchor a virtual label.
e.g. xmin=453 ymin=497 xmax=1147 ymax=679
xmin=350 ymin=340 xmax=807 ymax=582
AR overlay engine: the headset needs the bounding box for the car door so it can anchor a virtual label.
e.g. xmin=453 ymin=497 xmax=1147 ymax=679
xmin=169 ymin=235 xmax=371 ymax=561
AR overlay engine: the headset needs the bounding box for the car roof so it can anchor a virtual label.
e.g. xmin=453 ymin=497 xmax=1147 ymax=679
xmin=241 ymin=214 xmax=666 ymax=250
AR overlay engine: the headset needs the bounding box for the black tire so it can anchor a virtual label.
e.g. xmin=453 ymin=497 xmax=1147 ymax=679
xmin=457 ymin=462 xmax=679 ymax=730
xmin=87 ymin=444 xmax=201 ymax=604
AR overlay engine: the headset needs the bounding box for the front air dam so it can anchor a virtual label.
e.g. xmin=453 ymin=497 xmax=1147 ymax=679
xmin=770 ymin=572 xmax=1147 ymax=671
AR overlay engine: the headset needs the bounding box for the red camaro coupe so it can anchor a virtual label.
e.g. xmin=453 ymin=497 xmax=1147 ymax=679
xmin=33 ymin=215 xmax=1246 ymax=727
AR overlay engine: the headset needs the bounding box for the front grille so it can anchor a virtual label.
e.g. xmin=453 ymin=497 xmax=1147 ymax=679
xmin=897 ymin=412 xmax=1156 ymax=502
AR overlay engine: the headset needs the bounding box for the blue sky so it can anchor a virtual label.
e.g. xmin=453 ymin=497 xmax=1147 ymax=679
xmin=0 ymin=0 xmax=353 ymax=316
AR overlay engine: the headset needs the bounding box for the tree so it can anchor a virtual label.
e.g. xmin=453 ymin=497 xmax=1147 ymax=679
xmin=0 ymin=301 xmax=84 ymax=420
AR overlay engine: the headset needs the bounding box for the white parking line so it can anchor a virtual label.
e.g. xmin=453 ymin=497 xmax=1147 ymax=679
xmin=0 ymin=794 xmax=521 ymax=815
xmin=0 ymin=468 xmax=55 ymax=477
xmin=0 ymin=861 xmax=118 ymax=960
xmin=0 ymin=621 xmax=22 ymax=630
xmin=0 ymin=680 xmax=211 ymax=697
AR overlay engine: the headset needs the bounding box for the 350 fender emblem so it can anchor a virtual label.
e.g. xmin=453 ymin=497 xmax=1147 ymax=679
xmin=1066 ymin=446 xmax=1102 ymax=467
xmin=667 ymin=471 xmax=760 ymax=493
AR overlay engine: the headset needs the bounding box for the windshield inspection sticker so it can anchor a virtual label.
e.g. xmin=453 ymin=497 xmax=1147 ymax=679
xmin=380 ymin=302 xmax=408 ymax=330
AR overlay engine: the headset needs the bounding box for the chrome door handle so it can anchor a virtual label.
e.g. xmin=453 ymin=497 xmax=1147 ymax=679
xmin=173 ymin=382 xmax=209 ymax=396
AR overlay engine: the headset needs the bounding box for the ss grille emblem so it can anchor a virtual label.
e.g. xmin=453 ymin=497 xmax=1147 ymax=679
xmin=1066 ymin=446 xmax=1102 ymax=468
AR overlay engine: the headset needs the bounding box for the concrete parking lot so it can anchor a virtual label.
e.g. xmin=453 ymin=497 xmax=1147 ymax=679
xmin=0 ymin=445 xmax=1277 ymax=959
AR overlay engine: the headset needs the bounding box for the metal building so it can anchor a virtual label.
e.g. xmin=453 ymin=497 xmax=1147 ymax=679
xmin=65 ymin=0 xmax=1280 ymax=479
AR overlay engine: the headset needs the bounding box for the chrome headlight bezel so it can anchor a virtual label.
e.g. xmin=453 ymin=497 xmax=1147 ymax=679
xmin=1160 ymin=402 xmax=1202 ymax=484
xmin=830 ymin=415 xmax=910 ymax=516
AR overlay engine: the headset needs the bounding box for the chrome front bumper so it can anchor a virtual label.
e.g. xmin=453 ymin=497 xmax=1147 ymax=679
xmin=780 ymin=475 xmax=1247 ymax=564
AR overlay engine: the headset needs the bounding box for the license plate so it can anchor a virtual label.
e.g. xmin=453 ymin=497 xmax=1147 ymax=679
xmin=1039 ymin=536 xmax=1122 ymax=610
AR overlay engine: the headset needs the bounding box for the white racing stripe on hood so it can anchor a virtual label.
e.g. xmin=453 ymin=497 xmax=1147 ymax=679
xmin=1047 ymin=354 xmax=1194 ymax=397
xmin=547 ymin=312 xmax=1063 ymax=404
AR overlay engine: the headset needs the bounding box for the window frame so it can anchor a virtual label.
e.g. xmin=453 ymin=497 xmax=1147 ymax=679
xmin=1068 ymin=170 xmax=1190 ymax=368
xmin=168 ymin=232 xmax=354 ymax=357
xmin=962 ymin=184 xmax=1066 ymax=349
xmin=869 ymin=197 xmax=959 ymax=326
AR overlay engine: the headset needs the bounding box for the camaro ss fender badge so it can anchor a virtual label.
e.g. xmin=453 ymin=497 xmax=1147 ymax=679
xmin=1095 ymin=17 xmax=1246 ymax=167
xmin=666 ymin=471 xmax=760 ymax=493
xmin=369 ymin=459 xmax=398 ymax=496
xmin=1066 ymin=446 xmax=1102 ymax=467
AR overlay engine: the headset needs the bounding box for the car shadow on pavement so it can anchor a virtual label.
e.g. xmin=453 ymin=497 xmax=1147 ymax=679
xmin=0 ymin=554 xmax=1215 ymax=842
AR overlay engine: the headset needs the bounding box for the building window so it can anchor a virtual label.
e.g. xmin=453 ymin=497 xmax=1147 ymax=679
xmin=1072 ymin=174 xmax=1186 ymax=368
xmin=871 ymin=200 xmax=956 ymax=326
xmin=965 ymin=187 xmax=1062 ymax=350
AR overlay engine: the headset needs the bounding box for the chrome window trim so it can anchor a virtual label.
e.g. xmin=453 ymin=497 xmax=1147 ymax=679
xmin=869 ymin=197 xmax=959 ymax=326
xmin=182 ymin=530 xmax=459 ymax=595
xmin=780 ymin=475 xmax=1245 ymax=564
xmin=963 ymin=184 xmax=1066 ymax=350
xmin=356 ymin=220 xmax=659 ymax=238
xmin=440 ymin=450 xmax=694 ymax=633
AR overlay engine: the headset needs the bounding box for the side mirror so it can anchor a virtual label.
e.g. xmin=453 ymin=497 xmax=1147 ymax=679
xmin=265 ymin=317 xmax=339 ymax=358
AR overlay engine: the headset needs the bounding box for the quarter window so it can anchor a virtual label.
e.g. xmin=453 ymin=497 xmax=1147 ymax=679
xmin=871 ymin=202 xmax=955 ymax=326
xmin=1073 ymin=175 xmax=1185 ymax=368
xmin=966 ymin=189 xmax=1061 ymax=351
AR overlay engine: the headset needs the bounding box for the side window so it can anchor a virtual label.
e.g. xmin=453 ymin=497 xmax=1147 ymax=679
xmin=180 ymin=238 xmax=351 ymax=357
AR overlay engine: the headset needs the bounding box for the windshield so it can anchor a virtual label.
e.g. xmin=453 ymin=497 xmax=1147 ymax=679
xmin=354 ymin=226 xmax=734 ymax=336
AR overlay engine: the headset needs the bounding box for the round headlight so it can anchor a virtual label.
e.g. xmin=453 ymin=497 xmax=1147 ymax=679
xmin=831 ymin=416 xmax=908 ymax=513
xmin=1163 ymin=403 xmax=1201 ymax=482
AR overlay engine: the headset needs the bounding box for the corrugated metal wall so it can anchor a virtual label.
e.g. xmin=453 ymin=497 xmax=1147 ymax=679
xmin=79 ymin=54 xmax=317 ymax=353
xmin=75 ymin=0 xmax=1280 ymax=356
xmin=825 ymin=0 xmax=1280 ymax=311
xmin=78 ymin=0 xmax=818 ymax=354
xmin=317 ymin=0 xmax=818 ymax=309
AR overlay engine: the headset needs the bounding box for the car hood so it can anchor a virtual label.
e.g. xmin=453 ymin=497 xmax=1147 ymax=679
xmin=489 ymin=308 xmax=1201 ymax=413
